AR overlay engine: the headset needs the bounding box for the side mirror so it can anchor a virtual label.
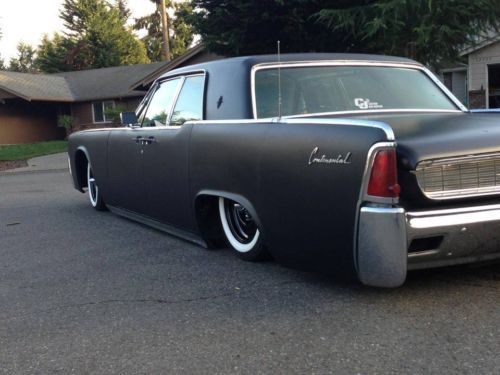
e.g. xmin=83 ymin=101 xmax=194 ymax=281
xmin=120 ymin=111 xmax=139 ymax=127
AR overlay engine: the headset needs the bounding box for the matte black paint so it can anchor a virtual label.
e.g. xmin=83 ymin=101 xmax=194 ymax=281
xmin=68 ymin=53 xmax=500 ymax=277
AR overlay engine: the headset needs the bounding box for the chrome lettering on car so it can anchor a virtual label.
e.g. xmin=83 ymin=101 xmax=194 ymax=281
xmin=308 ymin=147 xmax=352 ymax=165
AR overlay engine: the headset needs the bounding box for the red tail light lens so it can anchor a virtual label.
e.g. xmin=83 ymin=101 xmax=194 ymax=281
xmin=367 ymin=149 xmax=401 ymax=198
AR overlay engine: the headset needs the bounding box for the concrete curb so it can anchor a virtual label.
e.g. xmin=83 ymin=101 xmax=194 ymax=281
xmin=0 ymin=152 xmax=69 ymax=175
xmin=0 ymin=168 xmax=68 ymax=176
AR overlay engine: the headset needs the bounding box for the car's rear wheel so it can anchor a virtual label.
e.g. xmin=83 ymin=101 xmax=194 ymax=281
xmin=218 ymin=197 xmax=268 ymax=261
xmin=87 ymin=162 xmax=106 ymax=210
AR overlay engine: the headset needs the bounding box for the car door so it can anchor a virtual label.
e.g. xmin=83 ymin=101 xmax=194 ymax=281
xmin=106 ymin=77 xmax=182 ymax=214
xmin=141 ymin=73 xmax=205 ymax=231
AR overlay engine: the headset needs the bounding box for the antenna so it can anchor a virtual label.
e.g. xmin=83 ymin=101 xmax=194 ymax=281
xmin=277 ymin=40 xmax=282 ymax=120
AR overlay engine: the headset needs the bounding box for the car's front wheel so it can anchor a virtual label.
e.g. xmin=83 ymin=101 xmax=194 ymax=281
xmin=218 ymin=197 xmax=268 ymax=261
xmin=87 ymin=162 xmax=106 ymax=210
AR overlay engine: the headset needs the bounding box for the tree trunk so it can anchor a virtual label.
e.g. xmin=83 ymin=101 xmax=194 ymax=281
xmin=159 ymin=0 xmax=171 ymax=61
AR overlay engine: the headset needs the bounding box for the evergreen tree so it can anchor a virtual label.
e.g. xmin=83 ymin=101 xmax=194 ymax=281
xmin=188 ymin=0 xmax=347 ymax=56
xmin=134 ymin=0 xmax=194 ymax=62
xmin=35 ymin=33 xmax=80 ymax=73
xmin=190 ymin=0 xmax=500 ymax=66
xmin=34 ymin=0 xmax=149 ymax=72
xmin=59 ymin=0 xmax=149 ymax=69
xmin=8 ymin=42 xmax=38 ymax=73
xmin=0 ymin=26 xmax=5 ymax=70
xmin=316 ymin=0 xmax=500 ymax=67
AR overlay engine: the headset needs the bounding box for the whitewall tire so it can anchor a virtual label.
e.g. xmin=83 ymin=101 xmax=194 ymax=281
xmin=87 ymin=162 xmax=106 ymax=210
xmin=218 ymin=197 xmax=268 ymax=261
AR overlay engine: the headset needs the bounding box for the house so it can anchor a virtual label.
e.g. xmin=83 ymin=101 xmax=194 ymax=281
xmin=440 ymin=34 xmax=500 ymax=109
xmin=0 ymin=44 xmax=223 ymax=144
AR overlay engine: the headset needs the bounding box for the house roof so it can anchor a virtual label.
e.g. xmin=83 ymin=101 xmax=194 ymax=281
xmin=0 ymin=62 xmax=164 ymax=102
xmin=0 ymin=71 xmax=73 ymax=102
xmin=130 ymin=44 xmax=210 ymax=91
xmin=460 ymin=33 xmax=500 ymax=56
xmin=52 ymin=62 xmax=164 ymax=101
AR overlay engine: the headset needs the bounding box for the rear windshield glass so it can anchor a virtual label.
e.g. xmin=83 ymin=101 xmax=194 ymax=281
xmin=254 ymin=66 xmax=458 ymax=118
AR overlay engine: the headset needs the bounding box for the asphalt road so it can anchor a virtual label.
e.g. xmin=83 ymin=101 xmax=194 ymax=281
xmin=0 ymin=170 xmax=499 ymax=374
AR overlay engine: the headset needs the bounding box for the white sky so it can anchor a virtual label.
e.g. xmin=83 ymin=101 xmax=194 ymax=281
xmin=0 ymin=0 xmax=157 ymax=61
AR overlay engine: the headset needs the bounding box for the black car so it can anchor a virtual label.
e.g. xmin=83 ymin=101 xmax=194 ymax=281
xmin=68 ymin=53 xmax=500 ymax=287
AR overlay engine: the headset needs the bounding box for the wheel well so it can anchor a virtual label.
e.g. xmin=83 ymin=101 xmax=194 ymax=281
xmin=194 ymin=194 xmax=225 ymax=249
xmin=75 ymin=150 xmax=88 ymax=189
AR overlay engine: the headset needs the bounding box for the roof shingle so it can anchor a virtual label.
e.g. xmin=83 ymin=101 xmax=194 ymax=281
xmin=0 ymin=62 xmax=165 ymax=102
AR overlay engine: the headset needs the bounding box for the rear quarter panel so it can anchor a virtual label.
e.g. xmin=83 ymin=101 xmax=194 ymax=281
xmin=189 ymin=120 xmax=389 ymax=277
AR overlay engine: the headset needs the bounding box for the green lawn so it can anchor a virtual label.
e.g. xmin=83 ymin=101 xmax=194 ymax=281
xmin=0 ymin=141 xmax=68 ymax=161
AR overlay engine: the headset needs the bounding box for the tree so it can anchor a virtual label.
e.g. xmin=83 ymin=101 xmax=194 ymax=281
xmin=8 ymin=42 xmax=38 ymax=73
xmin=0 ymin=26 xmax=5 ymax=70
xmin=188 ymin=0 xmax=352 ymax=56
xmin=316 ymin=0 xmax=500 ymax=67
xmin=63 ymin=0 xmax=150 ymax=66
xmin=36 ymin=33 xmax=80 ymax=73
xmin=53 ymin=0 xmax=149 ymax=70
xmin=190 ymin=0 xmax=500 ymax=66
xmin=134 ymin=0 xmax=194 ymax=62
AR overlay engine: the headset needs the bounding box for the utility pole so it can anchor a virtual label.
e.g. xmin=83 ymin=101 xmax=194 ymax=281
xmin=159 ymin=0 xmax=171 ymax=61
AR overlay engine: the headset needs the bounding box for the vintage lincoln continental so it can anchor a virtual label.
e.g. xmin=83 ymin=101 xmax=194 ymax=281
xmin=68 ymin=53 xmax=500 ymax=287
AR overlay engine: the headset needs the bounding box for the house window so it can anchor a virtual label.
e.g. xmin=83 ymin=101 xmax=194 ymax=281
xmin=92 ymin=100 xmax=115 ymax=123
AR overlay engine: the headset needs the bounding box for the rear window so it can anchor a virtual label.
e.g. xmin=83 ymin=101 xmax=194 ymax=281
xmin=254 ymin=66 xmax=458 ymax=118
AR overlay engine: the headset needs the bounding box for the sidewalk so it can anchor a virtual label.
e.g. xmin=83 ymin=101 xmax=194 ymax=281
xmin=0 ymin=152 xmax=68 ymax=174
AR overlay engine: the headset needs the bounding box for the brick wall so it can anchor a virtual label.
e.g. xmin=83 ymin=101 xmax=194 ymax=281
xmin=469 ymin=89 xmax=487 ymax=109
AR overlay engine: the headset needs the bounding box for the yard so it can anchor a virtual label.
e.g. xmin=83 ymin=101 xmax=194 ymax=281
xmin=0 ymin=141 xmax=68 ymax=171
xmin=0 ymin=140 xmax=68 ymax=161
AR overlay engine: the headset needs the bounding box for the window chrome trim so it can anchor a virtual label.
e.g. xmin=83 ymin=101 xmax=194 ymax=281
xmin=168 ymin=73 xmax=206 ymax=127
xmin=139 ymin=71 xmax=206 ymax=129
xmin=250 ymin=61 xmax=468 ymax=119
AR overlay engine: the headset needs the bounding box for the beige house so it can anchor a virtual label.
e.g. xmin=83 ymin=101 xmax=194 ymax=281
xmin=441 ymin=35 xmax=500 ymax=109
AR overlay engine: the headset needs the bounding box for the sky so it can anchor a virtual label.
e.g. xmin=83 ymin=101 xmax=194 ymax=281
xmin=0 ymin=0 xmax=157 ymax=62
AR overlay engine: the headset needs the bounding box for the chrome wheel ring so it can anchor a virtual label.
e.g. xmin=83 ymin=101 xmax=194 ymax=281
xmin=219 ymin=197 xmax=260 ymax=253
xmin=87 ymin=163 xmax=99 ymax=207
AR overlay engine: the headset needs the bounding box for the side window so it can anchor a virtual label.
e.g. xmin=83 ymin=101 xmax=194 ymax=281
xmin=142 ymin=78 xmax=181 ymax=127
xmin=170 ymin=75 xmax=204 ymax=126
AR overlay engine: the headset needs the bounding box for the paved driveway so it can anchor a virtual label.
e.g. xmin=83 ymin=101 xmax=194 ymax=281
xmin=0 ymin=170 xmax=499 ymax=374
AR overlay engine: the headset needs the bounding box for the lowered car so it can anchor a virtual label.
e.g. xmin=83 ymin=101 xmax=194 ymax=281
xmin=68 ymin=53 xmax=500 ymax=287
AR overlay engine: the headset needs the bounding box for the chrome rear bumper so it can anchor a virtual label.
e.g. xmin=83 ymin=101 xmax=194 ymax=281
xmin=356 ymin=203 xmax=500 ymax=287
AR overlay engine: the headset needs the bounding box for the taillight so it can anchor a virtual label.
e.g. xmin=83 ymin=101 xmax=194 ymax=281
xmin=367 ymin=149 xmax=401 ymax=198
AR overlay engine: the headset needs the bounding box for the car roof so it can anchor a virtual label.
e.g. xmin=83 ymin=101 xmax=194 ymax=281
xmin=160 ymin=52 xmax=420 ymax=80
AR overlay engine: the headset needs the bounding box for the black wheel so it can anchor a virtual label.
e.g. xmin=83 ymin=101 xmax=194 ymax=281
xmin=87 ymin=162 xmax=106 ymax=210
xmin=218 ymin=197 xmax=268 ymax=261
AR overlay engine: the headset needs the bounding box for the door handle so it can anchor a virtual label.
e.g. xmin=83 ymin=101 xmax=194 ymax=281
xmin=143 ymin=136 xmax=156 ymax=144
xmin=132 ymin=136 xmax=156 ymax=145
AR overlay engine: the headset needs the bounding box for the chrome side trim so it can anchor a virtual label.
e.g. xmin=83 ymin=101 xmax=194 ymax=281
xmin=357 ymin=206 xmax=407 ymax=287
xmin=407 ymin=203 xmax=500 ymax=229
xmin=281 ymin=118 xmax=395 ymax=141
xmin=189 ymin=117 xmax=396 ymax=142
xmin=285 ymin=109 xmax=462 ymax=119
xmin=251 ymin=61 xmax=467 ymax=119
